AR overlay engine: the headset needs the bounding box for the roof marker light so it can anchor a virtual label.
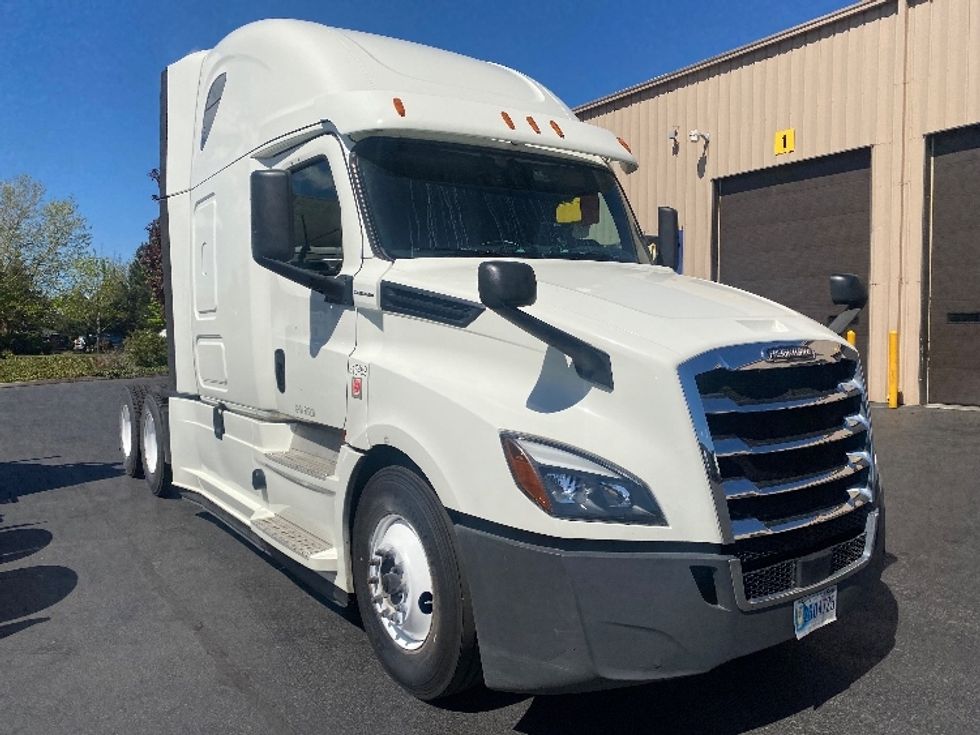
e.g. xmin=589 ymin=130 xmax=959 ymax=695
xmin=526 ymin=116 xmax=541 ymax=134
xmin=501 ymin=111 xmax=516 ymax=130
xmin=617 ymin=136 xmax=632 ymax=153
xmin=549 ymin=120 xmax=565 ymax=138
xmin=392 ymin=97 xmax=406 ymax=117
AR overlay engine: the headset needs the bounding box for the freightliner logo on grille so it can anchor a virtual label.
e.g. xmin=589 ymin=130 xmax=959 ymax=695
xmin=763 ymin=345 xmax=816 ymax=362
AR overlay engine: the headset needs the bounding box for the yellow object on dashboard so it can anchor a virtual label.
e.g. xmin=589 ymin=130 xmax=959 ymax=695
xmin=556 ymin=197 xmax=582 ymax=224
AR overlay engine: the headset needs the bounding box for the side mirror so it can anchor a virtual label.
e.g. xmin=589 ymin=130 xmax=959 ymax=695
xmin=829 ymin=273 xmax=868 ymax=310
xmin=478 ymin=261 xmax=537 ymax=309
xmin=655 ymin=206 xmax=680 ymax=272
xmin=251 ymin=170 xmax=294 ymax=262
xmin=250 ymin=169 xmax=354 ymax=306
xmin=827 ymin=273 xmax=867 ymax=336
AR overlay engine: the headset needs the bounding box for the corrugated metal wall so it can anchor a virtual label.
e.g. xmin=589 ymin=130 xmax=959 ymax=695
xmin=578 ymin=0 xmax=980 ymax=404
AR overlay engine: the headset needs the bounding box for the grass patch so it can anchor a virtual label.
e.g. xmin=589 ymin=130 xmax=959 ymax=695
xmin=0 ymin=352 xmax=167 ymax=384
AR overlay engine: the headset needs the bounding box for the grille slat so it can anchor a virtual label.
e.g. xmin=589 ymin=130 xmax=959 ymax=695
xmin=712 ymin=420 xmax=867 ymax=458
xmin=700 ymin=382 xmax=861 ymax=414
xmin=723 ymin=453 xmax=870 ymax=499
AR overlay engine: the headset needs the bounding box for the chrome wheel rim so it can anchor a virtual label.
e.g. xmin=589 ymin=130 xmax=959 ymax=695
xmin=367 ymin=514 xmax=434 ymax=651
xmin=141 ymin=409 xmax=157 ymax=474
xmin=120 ymin=404 xmax=132 ymax=458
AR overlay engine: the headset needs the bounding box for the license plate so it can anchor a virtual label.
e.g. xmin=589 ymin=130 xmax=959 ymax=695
xmin=793 ymin=585 xmax=837 ymax=639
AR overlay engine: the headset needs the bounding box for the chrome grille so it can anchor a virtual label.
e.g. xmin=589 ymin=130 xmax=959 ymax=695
xmin=679 ymin=340 xmax=877 ymax=606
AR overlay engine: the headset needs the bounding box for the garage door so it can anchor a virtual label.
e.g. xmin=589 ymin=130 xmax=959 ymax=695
xmin=715 ymin=149 xmax=871 ymax=359
xmin=926 ymin=125 xmax=980 ymax=405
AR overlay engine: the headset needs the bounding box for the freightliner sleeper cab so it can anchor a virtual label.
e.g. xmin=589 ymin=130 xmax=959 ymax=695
xmin=119 ymin=20 xmax=885 ymax=699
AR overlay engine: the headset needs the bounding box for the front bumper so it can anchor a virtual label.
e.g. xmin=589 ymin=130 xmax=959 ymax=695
xmin=455 ymin=507 xmax=884 ymax=694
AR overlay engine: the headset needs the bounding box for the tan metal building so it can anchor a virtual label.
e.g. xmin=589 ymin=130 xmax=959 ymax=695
xmin=576 ymin=0 xmax=980 ymax=405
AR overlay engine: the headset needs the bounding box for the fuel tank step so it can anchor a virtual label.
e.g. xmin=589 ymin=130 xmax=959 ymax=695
xmin=251 ymin=514 xmax=337 ymax=567
xmin=262 ymin=448 xmax=337 ymax=481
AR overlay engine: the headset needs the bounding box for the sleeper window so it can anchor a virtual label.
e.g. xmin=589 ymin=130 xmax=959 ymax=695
xmin=200 ymin=73 xmax=226 ymax=150
xmin=290 ymin=158 xmax=344 ymax=276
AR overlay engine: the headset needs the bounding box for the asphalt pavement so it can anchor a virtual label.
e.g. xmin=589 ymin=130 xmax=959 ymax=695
xmin=0 ymin=379 xmax=977 ymax=734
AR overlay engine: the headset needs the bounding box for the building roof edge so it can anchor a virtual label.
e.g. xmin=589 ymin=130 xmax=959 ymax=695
xmin=574 ymin=0 xmax=892 ymax=116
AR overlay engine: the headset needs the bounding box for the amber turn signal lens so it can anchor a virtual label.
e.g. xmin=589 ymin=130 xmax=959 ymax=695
xmin=392 ymin=97 xmax=406 ymax=117
xmin=617 ymin=136 xmax=632 ymax=153
xmin=501 ymin=111 xmax=516 ymax=130
xmin=549 ymin=120 xmax=565 ymax=138
xmin=501 ymin=436 xmax=552 ymax=513
xmin=526 ymin=116 xmax=541 ymax=134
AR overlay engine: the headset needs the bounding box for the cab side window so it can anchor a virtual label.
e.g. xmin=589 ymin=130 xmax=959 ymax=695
xmin=289 ymin=158 xmax=343 ymax=276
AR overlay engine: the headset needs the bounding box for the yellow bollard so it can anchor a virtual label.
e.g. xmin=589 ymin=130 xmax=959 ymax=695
xmin=887 ymin=330 xmax=899 ymax=408
xmin=845 ymin=329 xmax=857 ymax=348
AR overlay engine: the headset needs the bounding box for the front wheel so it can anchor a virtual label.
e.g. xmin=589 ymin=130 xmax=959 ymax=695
xmin=352 ymin=466 xmax=480 ymax=700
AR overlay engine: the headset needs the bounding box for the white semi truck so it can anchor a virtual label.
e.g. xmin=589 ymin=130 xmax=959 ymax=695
xmin=120 ymin=20 xmax=884 ymax=700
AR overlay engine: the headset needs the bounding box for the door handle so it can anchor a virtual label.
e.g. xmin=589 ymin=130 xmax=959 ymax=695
xmin=274 ymin=349 xmax=286 ymax=393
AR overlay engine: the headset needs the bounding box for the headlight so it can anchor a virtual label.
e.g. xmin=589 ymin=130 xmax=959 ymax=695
xmin=500 ymin=433 xmax=667 ymax=525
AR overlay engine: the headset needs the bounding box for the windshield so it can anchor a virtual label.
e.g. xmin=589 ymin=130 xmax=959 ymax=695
xmin=353 ymin=137 xmax=648 ymax=263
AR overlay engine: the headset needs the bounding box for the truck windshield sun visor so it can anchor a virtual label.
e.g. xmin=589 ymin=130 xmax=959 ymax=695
xmin=352 ymin=136 xmax=649 ymax=264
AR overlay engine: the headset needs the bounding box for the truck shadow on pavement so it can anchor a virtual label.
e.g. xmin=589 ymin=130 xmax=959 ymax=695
xmin=0 ymin=457 xmax=122 ymax=503
xmin=508 ymin=554 xmax=899 ymax=735
xmin=0 ymin=518 xmax=78 ymax=641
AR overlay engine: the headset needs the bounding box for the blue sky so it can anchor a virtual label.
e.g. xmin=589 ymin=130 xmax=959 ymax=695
xmin=0 ymin=0 xmax=850 ymax=261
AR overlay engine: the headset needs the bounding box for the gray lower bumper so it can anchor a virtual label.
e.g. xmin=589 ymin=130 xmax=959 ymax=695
xmin=455 ymin=510 xmax=884 ymax=694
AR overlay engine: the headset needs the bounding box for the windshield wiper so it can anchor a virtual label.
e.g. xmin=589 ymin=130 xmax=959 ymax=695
xmin=555 ymin=251 xmax=633 ymax=263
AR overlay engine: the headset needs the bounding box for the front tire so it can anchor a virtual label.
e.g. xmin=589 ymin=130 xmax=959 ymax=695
xmin=140 ymin=393 xmax=172 ymax=497
xmin=352 ymin=466 xmax=480 ymax=700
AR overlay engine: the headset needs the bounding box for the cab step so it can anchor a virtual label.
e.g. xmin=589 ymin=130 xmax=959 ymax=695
xmin=261 ymin=448 xmax=338 ymax=492
xmin=251 ymin=513 xmax=337 ymax=571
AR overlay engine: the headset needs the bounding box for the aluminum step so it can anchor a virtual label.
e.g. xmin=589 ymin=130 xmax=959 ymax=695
xmin=252 ymin=514 xmax=336 ymax=563
xmin=262 ymin=448 xmax=337 ymax=482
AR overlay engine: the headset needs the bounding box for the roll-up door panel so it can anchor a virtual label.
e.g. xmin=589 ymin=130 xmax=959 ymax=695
xmin=927 ymin=125 xmax=980 ymax=405
xmin=716 ymin=149 xmax=872 ymax=359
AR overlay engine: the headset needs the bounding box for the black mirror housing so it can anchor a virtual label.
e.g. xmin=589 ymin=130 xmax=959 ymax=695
xmin=479 ymin=261 xmax=537 ymax=309
xmin=656 ymin=206 xmax=680 ymax=271
xmin=251 ymin=170 xmax=294 ymax=263
xmin=829 ymin=273 xmax=868 ymax=309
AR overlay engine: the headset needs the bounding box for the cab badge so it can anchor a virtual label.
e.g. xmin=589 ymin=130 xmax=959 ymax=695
xmin=763 ymin=345 xmax=815 ymax=363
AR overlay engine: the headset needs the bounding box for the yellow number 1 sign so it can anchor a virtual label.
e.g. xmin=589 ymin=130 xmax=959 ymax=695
xmin=774 ymin=128 xmax=796 ymax=155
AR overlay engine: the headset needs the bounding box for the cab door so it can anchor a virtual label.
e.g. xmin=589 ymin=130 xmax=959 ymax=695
xmin=267 ymin=135 xmax=363 ymax=428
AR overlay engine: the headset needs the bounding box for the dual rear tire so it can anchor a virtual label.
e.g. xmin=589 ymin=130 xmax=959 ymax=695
xmin=120 ymin=385 xmax=171 ymax=496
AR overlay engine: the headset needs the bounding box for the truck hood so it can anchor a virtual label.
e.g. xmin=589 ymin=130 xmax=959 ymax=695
xmin=383 ymin=258 xmax=836 ymax=362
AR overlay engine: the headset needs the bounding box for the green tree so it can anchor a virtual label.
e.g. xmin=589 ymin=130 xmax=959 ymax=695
xmin=0 ymin=174 xmax=91 ymax=344
xmin=56 ymin=256 xmax=129 ymax=344
xmin=0 ymin=260 xmax=47 ymax=339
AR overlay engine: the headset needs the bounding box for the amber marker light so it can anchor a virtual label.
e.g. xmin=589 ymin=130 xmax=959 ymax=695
xmin=501 ymin=435 xmax=552 ymax=513
xmin=501 ymin=111 xmax=516 ymax=129
xmin=392 ymin=97 xmax=406 ymax=117
xmin=526 ymin=116 xmax=541 ymax=134
xmin=617 ymin=136 xmax=632 ymax=153
xmin=549 ymin=120 xmax=565 ymax=138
